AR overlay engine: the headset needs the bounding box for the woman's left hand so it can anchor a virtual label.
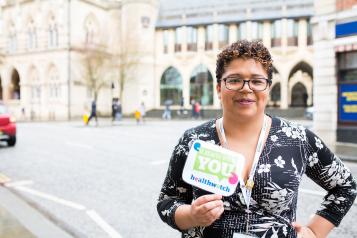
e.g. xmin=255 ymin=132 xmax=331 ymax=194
xmin=292 ymin=222 xmax=317 ymax=238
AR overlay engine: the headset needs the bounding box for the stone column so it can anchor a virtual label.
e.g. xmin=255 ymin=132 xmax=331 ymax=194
xmin=312 ymin=0 xmax=337 ymax=145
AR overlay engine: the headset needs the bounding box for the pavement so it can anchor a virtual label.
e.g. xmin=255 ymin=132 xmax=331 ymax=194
xmin=0 ymin=181 xmax=74 ymax=238
xmin=0 ymin=119 xmax=356 ymax=238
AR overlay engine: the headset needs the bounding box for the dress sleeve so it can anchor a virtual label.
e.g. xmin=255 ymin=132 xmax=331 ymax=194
xmin=304 ymin=129 xmax=357 ymax=227
xmin=157 ymin=131 xmax=193 ymax=231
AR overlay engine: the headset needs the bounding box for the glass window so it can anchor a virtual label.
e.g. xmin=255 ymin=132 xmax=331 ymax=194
xmin=27 ymin=20 xmax=37 ymax=49
xmin=8 ymin=33 xmax=17 ymax=53
xmin=29 ymin=68 xmax=40 ymax=100
xmin=163 ymin=30 xmax=169 ymax=54
xmin=175 ymin=27 xmax=183 ymax=52
xmin=287 ymin=19 xmax=298 ymax=46
xmin=48 ymin=17 xmax=59 ymax=48
xmin=49 ymin=66 xmax=61 ymax=99
xmin=160 ymin=67 xmax=183 ymax=105
xmin=271 ymin=20 xmax=282 ymax=47
xmin=251 ymin=22 xmax=263 ymax=41
xmin=218 ymin=24 xmax=229 ymax=48
xmin=307 ymin=20 xmax=313 ymax=45
xmin=237 ymin=22 xmax=247 ymax=40
xmin=338 ymin=51 xmax=357 ymax=83
xmin=270 ymin=83 xmax=281 ymax=107
xmin=190 ymin=64 xmax=214 ymax=106
xmin=205 ymin=25 xmax=213 ymax=50
xmin=84 ymin=16 xmax=98 ymax=45
xmin=187 ymin=26 xmax=197 ymax=51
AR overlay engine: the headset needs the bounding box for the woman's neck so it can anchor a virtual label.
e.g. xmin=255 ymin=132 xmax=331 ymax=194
xmin=222 ymin=113 xmax=266 ymax=140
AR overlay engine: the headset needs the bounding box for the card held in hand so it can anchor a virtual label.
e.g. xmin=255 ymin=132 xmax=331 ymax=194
xmin=182 ymin=140 xmax=245 ymax=196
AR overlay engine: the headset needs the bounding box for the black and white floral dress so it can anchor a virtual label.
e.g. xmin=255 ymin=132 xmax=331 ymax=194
xmin=157 ymin=116 xmax=357 ymax=238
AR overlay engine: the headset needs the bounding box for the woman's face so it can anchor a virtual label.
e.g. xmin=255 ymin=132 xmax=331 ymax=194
xmin=217 ymin=58 xmax=270 ymax=120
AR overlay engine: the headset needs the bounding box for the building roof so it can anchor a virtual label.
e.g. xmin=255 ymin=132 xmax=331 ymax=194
xmin=157 ymin=0 xmax=314 ymax=28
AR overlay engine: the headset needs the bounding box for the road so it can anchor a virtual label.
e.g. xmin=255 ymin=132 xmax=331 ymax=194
xmin=0 ymin=119 xmax=356 ymax=238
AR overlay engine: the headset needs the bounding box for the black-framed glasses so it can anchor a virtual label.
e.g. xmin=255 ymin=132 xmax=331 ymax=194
xmin=221 ymin=76 xmax=272 ymax=92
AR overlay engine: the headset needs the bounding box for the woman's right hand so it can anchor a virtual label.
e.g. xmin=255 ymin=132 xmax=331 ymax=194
xmin=189 ymin=194 xmax=224 ymax=227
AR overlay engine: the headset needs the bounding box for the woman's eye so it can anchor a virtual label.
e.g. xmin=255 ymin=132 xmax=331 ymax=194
xmin=252 ymin=79 xmax=264 ymax=84
xmin=228 ymin=78 xmax=241 ymax=83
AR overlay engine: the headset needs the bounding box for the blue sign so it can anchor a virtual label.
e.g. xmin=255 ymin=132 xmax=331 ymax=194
xmin=339 ymin=84 xmax=357 ymax=122
xmin=336 ymin=21 xmax=357 ymax=38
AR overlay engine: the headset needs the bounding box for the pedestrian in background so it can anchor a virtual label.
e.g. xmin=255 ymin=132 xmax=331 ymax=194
xmin=86 ymin=100 xmax=98 ymax=126
xmin=117 ymin=100 xmax=122 ymax=121
xmin=112 ymin=99 xmax=119 ymax=123
xmin=134 ymin=110 xmax=141 ymax=124
xmin=162 ymin=99 xmax=172 ymax=120
xmin=140 ymin=102 xmax=146 ymax=123
xmin=194 ymin=100 xmax=201 ymax=119
xmin=191 ymin=98 xmax=196 ymax=118
xmin=179 ymin=96 xmax=185 ymax=115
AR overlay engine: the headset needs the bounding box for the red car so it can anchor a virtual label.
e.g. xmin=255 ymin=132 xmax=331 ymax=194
xmin=0 ymin=102 xmax=16 ymax=146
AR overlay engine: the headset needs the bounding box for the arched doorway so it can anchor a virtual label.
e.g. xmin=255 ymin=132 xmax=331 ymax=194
xmin=270 ymin=83 xmax=281 ymax=107
xmin=190 ymin=64 xmax=213 ymax=106
xmin=291 ymin=82 xmax=308 ymax=107
xmin=10 ymin=69 xmax=20 ymax=100
xmin=160 ymin=67 xmax=183 ymax=105
xmin=288 ymin=61 xmax=313 ymax=107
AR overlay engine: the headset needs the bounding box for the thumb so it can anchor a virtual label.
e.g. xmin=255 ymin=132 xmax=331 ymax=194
xmin=292 ymin=222 xmax=303 ymax=233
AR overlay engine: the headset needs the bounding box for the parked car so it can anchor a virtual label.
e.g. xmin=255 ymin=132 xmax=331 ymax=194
xmin=0 ymin=102 xmax=16 ymax=146
xmin=304 ymin=106 xmax=314 ymax=120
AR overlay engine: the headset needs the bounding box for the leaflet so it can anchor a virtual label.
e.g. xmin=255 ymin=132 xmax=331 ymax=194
xmin=182 ymin=140 xmax=245 ymax=196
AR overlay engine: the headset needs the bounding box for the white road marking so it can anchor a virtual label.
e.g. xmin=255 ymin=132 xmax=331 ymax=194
xmin=150 ymin=160 xmax=168 ymax=165
xmin=10 ymin=182 xmax=124 ymax=237
xmin=5 ymin=180 xmax=34 ymax=187
xmin=65 ymin=141 xmax=93 ymax=150
xmin=300 ymin=188 xmax=357 ymax=205
xmin=87 ymin=210 xmax=123 ymax=238
xmin=13 ymin=186 xmax=87 ymax=210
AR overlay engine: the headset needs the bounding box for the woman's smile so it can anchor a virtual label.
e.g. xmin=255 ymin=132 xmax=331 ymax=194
xmin=233 ymin=97 xmax=256 ymax=106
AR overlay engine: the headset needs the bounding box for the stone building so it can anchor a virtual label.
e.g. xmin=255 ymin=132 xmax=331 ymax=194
xmin=0 ymin=0 xmax=314 ymax=120
xmin=312 ymin=0 xmax=357 ymax=144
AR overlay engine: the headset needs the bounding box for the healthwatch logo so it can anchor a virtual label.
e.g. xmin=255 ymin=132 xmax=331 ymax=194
xmin=182 ymin=140 xmax=245 ymax=196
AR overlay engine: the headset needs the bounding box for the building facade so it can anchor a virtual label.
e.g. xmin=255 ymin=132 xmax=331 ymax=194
xmin=0 ymin=0 xmax=314 ymax=120
xmin=312 ymin=0 xmax=357 ymax=144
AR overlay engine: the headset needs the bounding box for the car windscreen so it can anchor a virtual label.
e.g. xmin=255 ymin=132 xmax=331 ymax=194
xmin=0 ymin=105 xmax=8 ymax=115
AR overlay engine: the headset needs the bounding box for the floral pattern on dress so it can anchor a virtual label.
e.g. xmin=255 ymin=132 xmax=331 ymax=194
xmin=157 ymin=117 xmax=357 ymax=238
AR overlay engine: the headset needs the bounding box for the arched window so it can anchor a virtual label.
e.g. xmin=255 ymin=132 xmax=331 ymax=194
xmin=8 ymin=22 xmax=17 ymax=53
xmin=29 ymin=67 xmax=41 ymax=101
xmin=48 ymin=65 xmax=61 ymax=100
xmin=84 ymin=14 xmax=99 ymax=45
xmin=10 ymin=69 xmax=20 ymax=100
xmin=190 ymin=64 xmax=213 ymax=106
xmin=289 ymin=61 xmax=313 ymax=107
xmin=27 ymin=19 xmax=37 ymax=49
xmin=270 ymin=83 xmax=281 ymax=107
xmin=48 ymin=15 xmax=59 ymax=47
xmin=291 ymin=82 xmax=308 ymax=107
xmin=160 ymin=67 xmax=183 ymax=105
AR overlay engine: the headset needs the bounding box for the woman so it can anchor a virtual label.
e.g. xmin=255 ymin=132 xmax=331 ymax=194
xmin=157 ymin=40 xmax=356 ymax=238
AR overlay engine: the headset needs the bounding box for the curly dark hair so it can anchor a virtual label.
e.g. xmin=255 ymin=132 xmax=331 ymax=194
xmin=216 ymin=40 xmax=273 ymax=83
